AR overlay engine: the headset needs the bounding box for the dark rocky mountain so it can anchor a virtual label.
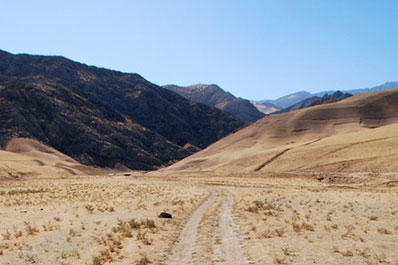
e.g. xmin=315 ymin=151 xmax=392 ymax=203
xmin=0 ymin=49 xmax=244 ymax=170
xmin=275 ymin=91 xmax=352 ymax=114
xmin=164 ymin=84 xmax=265 ymax=122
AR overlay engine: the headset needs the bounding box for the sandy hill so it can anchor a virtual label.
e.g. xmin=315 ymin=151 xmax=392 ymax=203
xmin=0 ymin=138 xmax=100 ymax=178
xmin=164 ymin=89 xmax=398 ymax=175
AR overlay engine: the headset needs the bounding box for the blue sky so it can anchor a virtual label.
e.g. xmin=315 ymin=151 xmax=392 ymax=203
xmin=1 ymin=0 xmax=397 ymax=99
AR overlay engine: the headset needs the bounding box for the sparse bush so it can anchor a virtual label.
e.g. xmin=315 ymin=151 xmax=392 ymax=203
xmin=273 ymin=255 xmax=286 ymax=264
xmin=341 ymin=250 xmax=354 ymax=257
xmin=92 ymin=256 xmax=103 ymax=265
xmin=137 ymin=255 xmax=151 ymax=265
xmin=377 ymin=228 xmax=392 ymax=235
xmin=144 ymin=219 xmax=156 ymax=229
xmin=2 ymin=230 xmax=11 ymax=240
xmin=369 ymin=216 xmax=378 ymax=221
xmin=85 ymin=204 xmax=95 ymax=214
xmin=128 ymin=218 xmax=141 ymax=229
xmin=292 ymin=222 xmax=314 ymax=232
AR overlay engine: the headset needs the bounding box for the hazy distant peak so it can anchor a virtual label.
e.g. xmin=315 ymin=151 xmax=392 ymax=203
xmin=257 ymin=82 xmax=398 ymax=110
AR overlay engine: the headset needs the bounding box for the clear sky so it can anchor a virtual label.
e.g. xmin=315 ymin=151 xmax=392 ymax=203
xmin=1 ymin=0 xmax=397 ymax=99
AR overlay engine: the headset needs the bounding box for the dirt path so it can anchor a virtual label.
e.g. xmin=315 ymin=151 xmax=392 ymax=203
xmin=164 ymin=188 xmax=249 ymax=265
xmin=212 ymin=190 xmax=249 ymax=265
xmin=164 ymin=190 xmax=217 ymax=265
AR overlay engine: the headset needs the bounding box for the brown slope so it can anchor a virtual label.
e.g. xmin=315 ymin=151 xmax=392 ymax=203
xmin=0 ymin=138 xmax=100 ymax=178
xmin=164 ymin=89 xmax=398 ymax=174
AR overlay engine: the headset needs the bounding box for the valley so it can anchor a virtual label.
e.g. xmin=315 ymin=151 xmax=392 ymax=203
xmin=0 ymin=51 xmax=397 ymax=265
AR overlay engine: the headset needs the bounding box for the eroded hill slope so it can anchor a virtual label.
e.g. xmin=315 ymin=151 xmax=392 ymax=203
xmin=165 ymin=89 xmax=398 ymax=174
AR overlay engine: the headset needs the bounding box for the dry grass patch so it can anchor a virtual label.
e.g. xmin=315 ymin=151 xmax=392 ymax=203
xmin=227 ymin=177 xmax=398 ymax=265
xmin=0 ymin=176 xmax=207 ymax=264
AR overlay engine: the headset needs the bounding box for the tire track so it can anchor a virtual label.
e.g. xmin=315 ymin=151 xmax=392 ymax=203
xmin=164 ymin=189 xmax=250 ymax=265
xmin=212 ymin=190 xmax=250 ymax=265
xmin=164 ymin=190 xmax=217 ymax=265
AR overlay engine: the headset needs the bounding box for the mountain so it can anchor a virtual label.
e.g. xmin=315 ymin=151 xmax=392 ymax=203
xmin=0 ymin=49 xmax=244 ymax=170
xmin=257 ymin=82 xmax=398 ymax=110
xmin=164 ymin=89 xmax=398 ymax=174
xmin=164 ymin=84 xmax=265 ymax=122
xmin=258 ymin=91 xmax=313 ymax=109
xmin=315 ymin=81 xmax=398 ymax=97
xmin=276 ymin=91 xmax=352 ymax=114
xmin=250 ymin=101 xmax=280 ymax=114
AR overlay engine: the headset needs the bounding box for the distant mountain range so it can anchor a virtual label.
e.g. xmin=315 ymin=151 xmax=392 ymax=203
xmin=164 ymin=84 xmax=265 ymax=122
xmin=0 ymin=49 xmax=244 ymax=170
xmin=164 ymin=81 xmax=398 ymax=120
xmin=275 ymin=91 xmax=353 ymax=114
xmin=165 ymin=81 xmax=398 ymax=118
xmin=257 ymin=82 xmax=398 ymax=109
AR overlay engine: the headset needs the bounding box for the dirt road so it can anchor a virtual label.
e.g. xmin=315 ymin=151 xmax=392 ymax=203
xmin=164 ymin=189 xmax=250 ymax=265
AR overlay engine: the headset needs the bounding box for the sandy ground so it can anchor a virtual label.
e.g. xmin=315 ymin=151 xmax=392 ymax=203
xmin=0 ymin=176 xmax=208 ymax=265
xmin=1 ymin=174 xmax=397 ymax=265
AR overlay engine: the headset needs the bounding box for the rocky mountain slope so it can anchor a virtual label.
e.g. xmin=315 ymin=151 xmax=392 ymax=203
xmin=164 ymin=84 xmax=264 ymax=122
xmin=0 ymin=50 xmax=244 ymax=170
xmin=275 ymin=91 xmax=352 ymax=114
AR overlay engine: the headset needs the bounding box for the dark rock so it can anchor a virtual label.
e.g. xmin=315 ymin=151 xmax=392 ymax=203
xmin=0 ymin=50 xmax=245 ymax=170
xmin=164 ymin=84 xmax=265 ymax=122
xmin=158 ymin=212 xmax=172 ymax=218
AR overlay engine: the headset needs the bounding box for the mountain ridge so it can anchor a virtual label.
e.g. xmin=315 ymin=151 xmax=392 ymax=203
xmin=0 ymin=49 xmax=244 ymax=170
xmin=257 ymin=82 xmax=398 ymax=109
xmin=275 ymin=91 xmax=353 ymax=114
xmin=164 ymin=84 xmax=265 ymax=122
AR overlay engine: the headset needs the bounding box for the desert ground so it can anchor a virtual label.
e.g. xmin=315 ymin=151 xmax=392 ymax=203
xmin=1 ymin=90 xmax=398 ymax=264
xmin=1 ymin=174 xmax=397 ymax=265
